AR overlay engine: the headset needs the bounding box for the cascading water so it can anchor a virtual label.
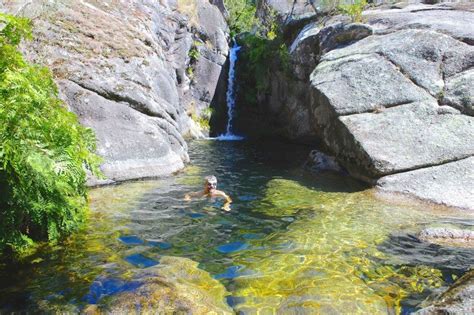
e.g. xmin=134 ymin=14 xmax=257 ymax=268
xmin=217 ymin=41 xmax=243 ymax=141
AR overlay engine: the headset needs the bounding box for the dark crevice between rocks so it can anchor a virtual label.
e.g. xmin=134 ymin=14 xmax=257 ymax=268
xmin=407 ymin=7 xmax=456 ymax=13
xmin=376 ymin=154 xmax=474 ymax=180
xmin=317 ymin=53 xmax=374 ymax=67
xmin=372 ymin=27 xmax=474 ymax=47
xmin=374 ymin=51 xmax=437 ymax=99
xmin=415 ymin=28 xmax=474 ymax=46
xmin=336 ymin=101 xmax=415 ymax=117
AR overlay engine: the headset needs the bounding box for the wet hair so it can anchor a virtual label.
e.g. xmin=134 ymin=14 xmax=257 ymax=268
xmin=205 ymin=175 xmax=217 ymax=184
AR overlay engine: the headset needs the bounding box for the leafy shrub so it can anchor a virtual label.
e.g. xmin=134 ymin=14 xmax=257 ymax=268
xmin=0 ymin=14 xmax=101 ymax=253
xmin=188 ymin=43 xmax=201 ymax=63
xmin=338 ymin=0 xmax=367 ymax=23
xmin=238 ymin=8 xmax=291 ymax=99
xmin=224 ymin=0 xmax=259 ymax=37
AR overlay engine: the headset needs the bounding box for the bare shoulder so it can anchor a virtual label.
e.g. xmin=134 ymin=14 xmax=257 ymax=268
xmin=184 ymin=190 xmax=205 ymax=200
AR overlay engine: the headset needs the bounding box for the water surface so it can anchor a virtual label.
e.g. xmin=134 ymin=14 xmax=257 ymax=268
xmin=0 ymin=140 xmax=473 ymax=314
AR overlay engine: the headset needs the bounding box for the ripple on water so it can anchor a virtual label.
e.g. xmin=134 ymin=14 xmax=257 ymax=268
xmin=118 ymin=235 xmax=144 ymax=245
xmin=124 ymin=254 xmax=159 ymax=268
xmin=147 ymin=241 xmax=172 ymax=250
xmin=1 ymin=140 xmax=473 ymax=314
xmin=84 ymin=277 xmax=143 ymax=304
xmin=217 ymin=241 xmax=249 ymax=254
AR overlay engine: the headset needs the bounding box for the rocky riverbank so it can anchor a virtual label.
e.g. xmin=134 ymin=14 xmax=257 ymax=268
xmin=1 ymin=0 xmax=229 ymax=184
xmin=234 ymin=1 xmax=474 ymax=211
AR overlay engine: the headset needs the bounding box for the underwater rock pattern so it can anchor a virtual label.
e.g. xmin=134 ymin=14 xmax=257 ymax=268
xmin=416 ymin=270 xmax=474 ymax=315
xmin=97 ymin=256 xmax=233 ymax=314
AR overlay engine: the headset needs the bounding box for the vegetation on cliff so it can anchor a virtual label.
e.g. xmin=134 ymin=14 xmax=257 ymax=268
xmin=0 ymin=14 xmax=101 ymax=254
xmin=224 ymin=0 xmax=258 ymax=37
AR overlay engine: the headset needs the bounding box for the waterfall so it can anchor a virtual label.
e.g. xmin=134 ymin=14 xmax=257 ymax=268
xmin=217 ymin=41 xmax=243 ymax=141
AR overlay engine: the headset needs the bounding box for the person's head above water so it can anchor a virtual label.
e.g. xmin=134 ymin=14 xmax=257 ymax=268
xmin=204 ymin=175 xmax=217 ymax=193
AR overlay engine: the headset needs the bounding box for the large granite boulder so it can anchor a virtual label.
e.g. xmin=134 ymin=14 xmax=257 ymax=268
xmin=237 ymin=3 xmax=474 ymax=210
xmin=1 ymin=0 xmax=229 ymax=184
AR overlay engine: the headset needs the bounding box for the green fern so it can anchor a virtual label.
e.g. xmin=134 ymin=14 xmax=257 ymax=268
xmin=0 ymin=13 xmax=102 ymax=254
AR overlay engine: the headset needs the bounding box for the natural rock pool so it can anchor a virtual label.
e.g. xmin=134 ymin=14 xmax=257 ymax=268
xmin=1 ymin=140 xmax=473 ymax=314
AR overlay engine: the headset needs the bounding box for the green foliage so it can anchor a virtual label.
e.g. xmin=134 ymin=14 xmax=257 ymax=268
xmin=224 ymin=0 xmax=258 ymax=37
xmin=0 ymin=13 xmax=102 ymax=253
xmin=188 ymin=41 xmax=201 ymax=62
xmin=338 ymin=0 xmax=367 ymax=23
xmin=238 ymin=9 xmax=290 ymax=104
xmin=186 ymin=41 xmax=201 ymax=81
xmin=191 ymin=107 xmax=214 ymax=131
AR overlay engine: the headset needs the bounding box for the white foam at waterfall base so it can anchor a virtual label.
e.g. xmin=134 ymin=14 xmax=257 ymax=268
xmin=217 ymin=41 xmax=244 ymax=141
xmin=213 ymin=134 xmax=244 ymax=141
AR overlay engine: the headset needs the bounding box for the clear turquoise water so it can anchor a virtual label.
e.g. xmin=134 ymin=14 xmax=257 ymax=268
xmin=0 ymin=140 xmax=473 ymax=314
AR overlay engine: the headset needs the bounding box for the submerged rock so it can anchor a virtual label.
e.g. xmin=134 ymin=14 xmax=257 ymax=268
xmin=305 ymin=150 xmax=342 ymax=173
xmin=95 ymin=256 xmax=233 ymax=314
xmin=416 ymin=270 xmax=474 ymax=314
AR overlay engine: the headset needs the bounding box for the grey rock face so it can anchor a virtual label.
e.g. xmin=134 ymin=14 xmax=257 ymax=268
xmin=418 ymin=227 xmax=474 ymax=244
xmin=365 ymin=4 xmax=474 ymax=45
xmin=312 ymin=54 xmax=433 ymax=115
xmin=377 ymin=157 xmax=474 ymax=210
xmin=244 ymin=3 xmax=474 ymax=210
xmin=443 ymin=69 xmax=474 ymax=116
xmin=1 ymin=0 xmax=229 ymax=184
xmin=321 ymin=29 xmax=474 ymax=100
xmin=318 ymin=22 xmax=373 ymax=54
xmin=60 ymin=80 xmax=187 ymax=183
xmin=337 ymin=101 xmax=474 ymax=177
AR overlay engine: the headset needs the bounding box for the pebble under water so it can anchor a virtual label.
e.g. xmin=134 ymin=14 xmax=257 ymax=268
xmin=0 ymin=140 xmax=473 ymax=314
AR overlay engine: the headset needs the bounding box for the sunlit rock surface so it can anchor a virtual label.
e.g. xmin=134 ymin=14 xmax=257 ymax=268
xmin=0 ymin=0 xmax=229 ymax=184
xmin=418 ymin=227 xmax=474 ymax=248
xmin=416 ymin=270 xmax=474 ymax=315
xmin=96 ymin=256 xmax=233 ymax=314
xmin=237 ymin=2 xmax=474 ymax=210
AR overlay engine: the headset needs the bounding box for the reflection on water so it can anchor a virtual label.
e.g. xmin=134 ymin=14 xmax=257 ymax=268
xmin=0 ymin=140 xmax=473 ymax=314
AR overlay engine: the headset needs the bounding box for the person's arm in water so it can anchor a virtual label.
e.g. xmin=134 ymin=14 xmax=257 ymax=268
xmin=212 ymin=190 xmax=232 ymax=202
xmin=184 ymin=191 xmax=205 ymax=201
xmin=212 ymin=190 xmax=232 ymax=211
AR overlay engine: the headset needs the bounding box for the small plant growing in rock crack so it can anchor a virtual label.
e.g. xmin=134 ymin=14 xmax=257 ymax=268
xmin=188 ymin=41 xmax=201 ymax=63
xmin=186 ymin=41 xmax=201 ymax=81
xmin=190 ymin=107 xmax=213 ymax=131
xmin=186 ymin=66 xmax=195 ymax=80
xmin=338 ymin=0 xmax=367 ymax=23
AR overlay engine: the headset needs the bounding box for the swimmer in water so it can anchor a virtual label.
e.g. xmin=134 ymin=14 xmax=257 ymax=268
xmin=184 ymin=175 xmax=232 ymax=211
